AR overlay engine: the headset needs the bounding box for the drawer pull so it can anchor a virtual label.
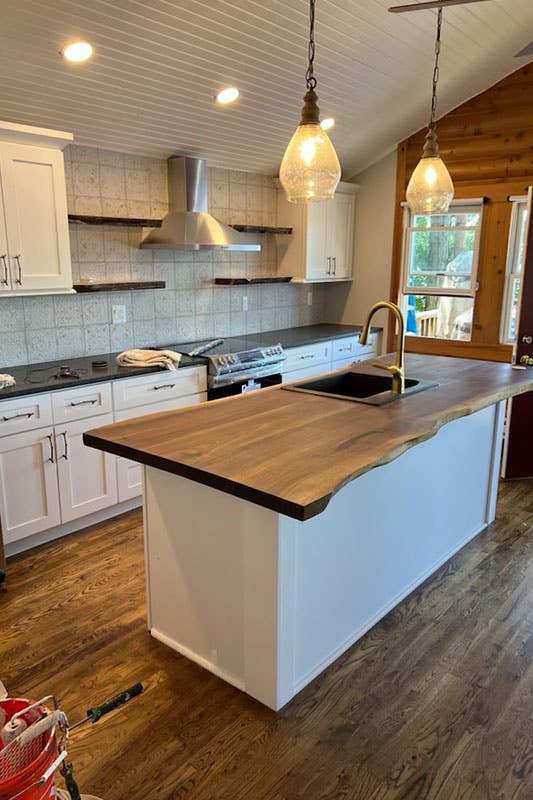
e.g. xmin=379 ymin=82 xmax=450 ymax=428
xmin=46 ymin=433 xmax=55 ymax=464
xmin=153 ymin=383 xmax=176 ymax=391
xmin=2 ymin=411 xmax=34 ymax=422
xmin=298 ymin=354 xmax=315 ymax=360
xmin=338 ymin=346 xmax=351 ymax=353
xmin=69 ymin=399 xmax=98 ymax=407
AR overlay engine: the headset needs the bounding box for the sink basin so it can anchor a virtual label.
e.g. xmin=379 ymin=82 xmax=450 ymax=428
xmin=282 ymin=369 xmax=438 ymax=406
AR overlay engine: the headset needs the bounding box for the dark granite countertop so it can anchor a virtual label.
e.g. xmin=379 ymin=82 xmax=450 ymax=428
xmin=0 ymin=324 xmax=382 ymax=401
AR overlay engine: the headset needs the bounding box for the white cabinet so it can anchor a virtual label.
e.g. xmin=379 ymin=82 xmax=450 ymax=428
xmin=0 ymin=427 xmax=61 ymax=543
xmin=277 ymin=183 xmax=357 ymax=283
xmin=113 ymin=372 xmax=207 ymax=502
xmin=0 ymin=122 xmax=73 ymax=296
xmin=55 ymin=413 xmax=118 ymax=523
xmin=282 ymin=334 xmax=381 ymax=384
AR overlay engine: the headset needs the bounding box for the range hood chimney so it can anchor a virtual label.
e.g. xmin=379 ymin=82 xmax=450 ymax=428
xmin=141 ymin=157 xmax=260 ymax=251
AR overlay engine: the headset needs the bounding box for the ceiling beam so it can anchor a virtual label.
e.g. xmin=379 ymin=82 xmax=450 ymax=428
xmin=389 ymin=0 xmax=491 ymax=13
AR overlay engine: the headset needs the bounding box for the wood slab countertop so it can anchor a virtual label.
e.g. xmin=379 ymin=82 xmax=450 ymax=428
xmin=84 ymin=354 xmax=533 ymax=521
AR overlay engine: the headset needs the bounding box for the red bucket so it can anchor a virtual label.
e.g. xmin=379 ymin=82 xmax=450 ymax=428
xmin=0 ymin=698 xmax=59 ymax=800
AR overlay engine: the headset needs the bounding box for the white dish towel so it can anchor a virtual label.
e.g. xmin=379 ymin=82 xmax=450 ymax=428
xmin=116 ymin=349 xmax=182 ymax=371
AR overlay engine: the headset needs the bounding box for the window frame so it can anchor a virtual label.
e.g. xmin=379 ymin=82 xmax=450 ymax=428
xmin=400 ymin=199 xmax=485 ymax=300
xmin=500 ymin=195 xmax=528 ymax=346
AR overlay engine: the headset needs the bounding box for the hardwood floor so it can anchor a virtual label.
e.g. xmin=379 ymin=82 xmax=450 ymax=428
xmin=1 ymin=479 xmax=532 ymax=800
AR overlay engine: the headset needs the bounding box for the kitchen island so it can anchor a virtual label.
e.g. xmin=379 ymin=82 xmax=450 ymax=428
xmin=84 ymin=354 xmax=533 ymax=710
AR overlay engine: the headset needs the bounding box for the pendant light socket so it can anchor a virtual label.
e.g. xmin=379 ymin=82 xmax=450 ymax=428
xmin=300 ymin=88 xmax=321 ymax=125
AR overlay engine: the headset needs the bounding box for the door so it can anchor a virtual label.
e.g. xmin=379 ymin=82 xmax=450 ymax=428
xmin=0 ymin=427 xmax=61 ymax=543
xmin=331 ymin=193 xmax=355 ymax=279
xmin=56 ymin=413 xmax=118 ymax=523
xmin=503 ymin=186 xmax=533 ymax=479
xmin=306 ymin=202 xmax=330 ymax=279
xmin=0 ymin=143 xmax=72 ymax=292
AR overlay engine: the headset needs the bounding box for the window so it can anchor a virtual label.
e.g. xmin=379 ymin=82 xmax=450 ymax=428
xmin=400 ymin=201 xmax=484 ymax=341
xmin=501 ymin=197 xmax=528 ymax=345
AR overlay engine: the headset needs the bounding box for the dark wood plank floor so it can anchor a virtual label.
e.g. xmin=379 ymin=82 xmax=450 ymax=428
xmin=1 ymin=480 xmax=532 ymax=800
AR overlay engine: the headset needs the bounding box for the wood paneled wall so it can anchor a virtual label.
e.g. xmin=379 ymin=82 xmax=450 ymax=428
xmin=390 ymin=63 xmax=533 ymax=360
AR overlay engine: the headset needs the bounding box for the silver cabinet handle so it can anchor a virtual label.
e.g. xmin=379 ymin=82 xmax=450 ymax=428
xmin=69 ymin=398 xmax=98 ymax=407
xmin=59 ymin=431 xmax=68 ymax=460
xmin=327 ymin=256 xmax=331 ymax=275
xmin=0 ymin=255 xmax=8 ymax=286
xmin=13 ymin=255 xmax=22 ymax=285
xmin=2 ymin=411 xmax=34 ymax=422
xmin=298 ymin=353 xmax=315 ymax=360
xmin=153 ymin=383 xmax=175 ymax=390
xmin=46 ymin=433 xmax=55 ymax=463
xmin=332 ymin=256 xmax=337 ymax=275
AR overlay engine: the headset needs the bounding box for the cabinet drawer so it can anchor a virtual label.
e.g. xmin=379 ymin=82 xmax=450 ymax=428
xmin=282 ymin=364 xmax=334 ymax=383
xmin=52 ymin=383 xmax=112 ymax=424
xmin=332 ymin=336 xmax=360 ymax=362
xmin=0 ymin=393 xmax=53 ymax=437
xmin=112 ymin=367 xmax=207 ymax=412
xmin=282 ymin=342 xmax=332 ymax=374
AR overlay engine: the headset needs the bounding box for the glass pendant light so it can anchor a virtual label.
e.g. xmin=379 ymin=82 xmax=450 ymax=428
xmin=406 ymin=8 xmax=454 ymax=214
xmin=279 ymin=0 xmax=341 ymax=203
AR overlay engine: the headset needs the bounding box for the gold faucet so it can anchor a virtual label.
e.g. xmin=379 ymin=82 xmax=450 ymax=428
xmin=359 ymin=300 xmax=406 ymax=395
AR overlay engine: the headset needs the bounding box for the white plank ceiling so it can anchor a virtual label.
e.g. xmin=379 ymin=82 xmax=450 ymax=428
xmin=0 ymin=0 xmax=531 ymax=176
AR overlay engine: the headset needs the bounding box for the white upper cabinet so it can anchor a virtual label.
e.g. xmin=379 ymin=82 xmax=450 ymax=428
xmin=276 ymin=182 xmax=358 ymax=283
xmin=0 ymin=121 xmax=73 ymax=296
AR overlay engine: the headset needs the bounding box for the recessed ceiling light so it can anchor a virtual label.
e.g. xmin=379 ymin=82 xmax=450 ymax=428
xmin=62 ymin=40 xmax=93 ymax=63
xmin=320 ymin=118 xmax=335 ymax=131
xmin=216 ymin=87 xmax=240 ymax=105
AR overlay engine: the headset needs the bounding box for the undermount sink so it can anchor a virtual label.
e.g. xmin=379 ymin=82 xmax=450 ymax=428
xmin=282 ymin=369 xmax=438 ymax=406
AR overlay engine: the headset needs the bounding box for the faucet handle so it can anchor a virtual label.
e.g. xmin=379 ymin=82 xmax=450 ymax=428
xmin=372 ymin=361 xmax=402 ymax=376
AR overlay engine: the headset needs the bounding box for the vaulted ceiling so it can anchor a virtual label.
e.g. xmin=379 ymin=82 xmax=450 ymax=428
xmin=0 ymin=0 xmax=531 ymax=176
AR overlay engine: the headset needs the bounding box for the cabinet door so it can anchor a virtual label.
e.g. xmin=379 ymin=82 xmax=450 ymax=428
xmin=115 ymin=393 xmax=207 ymax=502
xmin=0 ymin=177 xmax=11 ymax=291
xmin=56 ymin=413 xmax=118 ymax=523
xmin=331 ymin=193 xmax=355 ymax=279
xmin=0 ymin=143 xmax=72 ymax=292
xmin=305 ymin=202 xmax=330 ymax=280
xmin=0 ymin=427 xmax=61 ymax=543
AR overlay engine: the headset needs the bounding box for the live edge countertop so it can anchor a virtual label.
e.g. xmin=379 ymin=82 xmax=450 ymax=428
xmin=84 ymin=354 xmax=533 ymax=522
xmin=0 ymin=324 xmax=379 ymax=401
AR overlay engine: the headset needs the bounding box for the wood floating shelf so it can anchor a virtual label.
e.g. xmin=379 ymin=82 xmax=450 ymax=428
xmin=230 ymin=224 xmax=292 ymax=235
xmin=68 ymin=214 xmax=163 ymax=228
xmin=214 ymin=277 xmax=292 ymax=286
xmin=74 ymin=281 xmax=166 ymax=293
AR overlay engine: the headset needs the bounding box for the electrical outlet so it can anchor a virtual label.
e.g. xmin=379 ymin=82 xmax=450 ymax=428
xmin=242 ymin=295 xmax=249 ymax=312
xmin=307 ymin=291 xmax=313 ymax=306
xmin=112 ymin=304 xmax=126 ymax=324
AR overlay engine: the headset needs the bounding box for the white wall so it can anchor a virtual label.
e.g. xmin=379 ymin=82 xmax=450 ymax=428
xmin=325 ymin=150 xmax=398 ymax=350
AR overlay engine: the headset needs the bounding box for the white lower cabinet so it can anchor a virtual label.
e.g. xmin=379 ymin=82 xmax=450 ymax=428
xmin=55 ymin=413 xmax=118 ymax=523
xmin=282 ymin=334 xmax=381 ymax=384
xmin=0 ymin=426 xmax=61 ymax=543
xmin=115 ymin=392 xmax=207 ymax=502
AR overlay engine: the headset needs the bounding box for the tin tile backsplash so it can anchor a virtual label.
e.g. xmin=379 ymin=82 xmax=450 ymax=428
xmin=0 ymin=145 xmax=326 ymax=367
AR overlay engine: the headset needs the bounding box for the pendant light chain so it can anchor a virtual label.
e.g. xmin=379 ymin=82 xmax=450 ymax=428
xmin=305 ymin=0 xmax=317 ymax=90
xmin=429 ymin=7 xmax=443 ymax=128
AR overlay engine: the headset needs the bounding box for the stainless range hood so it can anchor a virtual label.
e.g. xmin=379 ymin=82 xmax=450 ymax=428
xmin=141 ymin=157 xmax=260 ymax=251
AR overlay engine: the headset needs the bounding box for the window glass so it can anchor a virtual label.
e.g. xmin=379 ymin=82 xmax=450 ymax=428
xmin=404 ymin=295 xmax=475 ymax=341
xmin=407 ymin=229 xmax=476 ymax=292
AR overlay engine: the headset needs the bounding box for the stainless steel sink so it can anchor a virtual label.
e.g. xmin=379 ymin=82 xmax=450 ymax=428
xmin=282 ymin=370 xmax=438 ymax=406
